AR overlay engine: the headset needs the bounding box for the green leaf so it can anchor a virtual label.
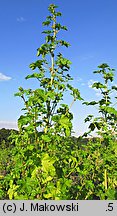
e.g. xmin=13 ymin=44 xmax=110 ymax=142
xmin=27 ymin=144 xmax=34 ymax=151
xmin=42 ymin=176 xmax=53 ymax=183
xmin=29 ymin=63 xmax=36 ymax=70
xmin=112 ymin=85 xmax=117 ymax=91
xmin=42 ymin=20 xmax=51 ymax=26
xmin=25 ymin=72 xmax=44 ymax=80
xmin=105 ymin=188 xmax=116 ymax=199
xmin=84 ymin=115 xmax=94 ymax=122
xmin=43 ymin=193 xmax=53 ymax=199
xmin=14 ymin=92 xmax=23 ymax=97
xmin=58 ymin=115 xmax=72 ymax=136
xmin=34 ymin=89 xmax=46 ymax=101
xmin=59 ymin=40 xmax=70 ymax=47
xmin=7 ymin=181 xmax=19 ymax=200
xmin=42 ymin=30 xmax=53 ymax=34
xmin=61 ymin=26 xmax=68 ymax=31
xmin=98 ymin=63 xmax=109 ymax=69
xmin=45 ymin=35 xmax=53 ymax=43
xmin=48 ymin=4 xmax=58 ymax=13
xmin=83 ymin=101 xmax=98 ymax=106
xmin=56 ymin=12 xmax=62 ymax=16
xmin=89 ymin=123 xmax=96 ymax=131
xmin=18 ymin=115 xmax=31 ymax=128
xmin=29 ymin=60 xmax=44 ymax=70
xmin=41 ymin=134 xmax=51 ymax=142
xmin=37 ymin=44 xmax=49 ymax=57
xmin=92 ymin=82 xmax=107 ymax=89
xmin=100 ymin=106 xmax=117 ymax=116
xmin=19 ymin=87 xmax=24 ymax=91
xmin=104 ymin=72 xmax=114 ymax=82
xmin=41 ymin=153 xmax=55 ymax=175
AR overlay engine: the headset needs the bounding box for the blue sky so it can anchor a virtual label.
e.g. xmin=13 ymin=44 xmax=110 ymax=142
xmin=0 ymin=0 xmax=117 ymax=136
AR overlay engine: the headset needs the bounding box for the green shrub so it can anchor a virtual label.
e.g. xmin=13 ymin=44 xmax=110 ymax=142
xmin=1 ymin=4 xmax=117 ymax=200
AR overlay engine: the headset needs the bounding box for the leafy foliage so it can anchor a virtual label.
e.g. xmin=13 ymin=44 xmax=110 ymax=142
xmin=83 ymin=63 xmax=117 ymax=141
xmin=0 ymin=4 xmax=117 ymax=200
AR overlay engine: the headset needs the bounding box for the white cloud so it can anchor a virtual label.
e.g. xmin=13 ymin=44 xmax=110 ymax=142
xmin=17 ymin=16 xmax=26 ymax=22
xmin=77 ymin=78 xmax=83 ymax=82
xmin=0 ymin=73 xmax=11 ymax=81
xmin=112 ymin=82 xmax=117 ymax=87
xmin=88 ymin=79 xmax=101 ymax=97
xmin=0 ymin=121 xmax=18 ymax=130
xmin=77 ymin=78 xmax=86 ymax=86
xmin=81 ymin=82 xmax=85 ymax=86
xmin=95 ymin=89 xmax=101 ymax=97
xmin=79 ymin=54 xmax=94 ymax=62
xmin=88 ymin=79 xmax=96 ymax=88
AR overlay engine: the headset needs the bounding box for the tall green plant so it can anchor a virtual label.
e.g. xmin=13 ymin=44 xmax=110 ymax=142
xmin=3 ymin=4 xmax=83 ymax=200
xmin=83 ymin=63 xmax=117 ymax=141
xmin=2 ymin=5 xmax=116 ymax=201
xmin=15 ymin=4 xmax=82 ymax=143
xmin=82 ymin=64 xmax=117 ymax=197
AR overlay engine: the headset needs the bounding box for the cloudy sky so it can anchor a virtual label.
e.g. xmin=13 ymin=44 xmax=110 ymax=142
xmin=0 ymin=0 xmax=117 ymax=136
